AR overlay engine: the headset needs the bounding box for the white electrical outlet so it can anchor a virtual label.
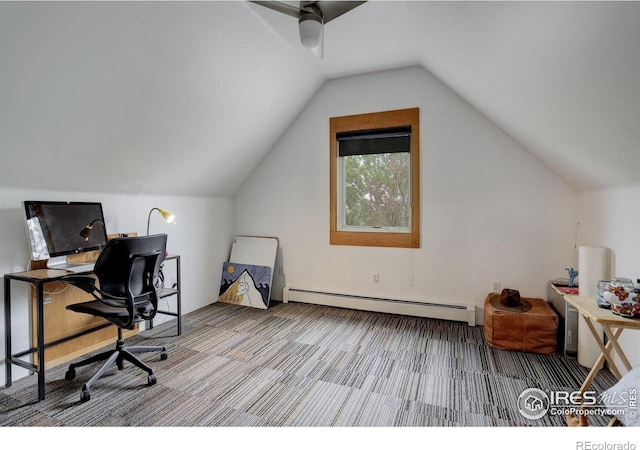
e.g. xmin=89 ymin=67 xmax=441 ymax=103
xmin=492 ymin=282 xmax=501 ymax=293
xmin=373 ymin=273 xmax=379 ymax=284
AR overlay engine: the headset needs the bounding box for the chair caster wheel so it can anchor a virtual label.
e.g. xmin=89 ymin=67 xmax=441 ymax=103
xmin=65 ymin=368 xmax=76 ymax=381
xmin=80 ymin=390 xmax=90 ymax=403
xmin=160 ymin=351 xmax=168 ymax=361
xmin=148 ymin=374 xmax=157 ymax=386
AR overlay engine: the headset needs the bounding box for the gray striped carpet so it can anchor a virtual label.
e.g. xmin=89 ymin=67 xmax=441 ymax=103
xmin=0 ymin=301 xmax=617 ymax=427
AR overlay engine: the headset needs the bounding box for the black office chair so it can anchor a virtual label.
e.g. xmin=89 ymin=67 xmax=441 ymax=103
xmin=61 ymin=234 xmax=169 ymax=402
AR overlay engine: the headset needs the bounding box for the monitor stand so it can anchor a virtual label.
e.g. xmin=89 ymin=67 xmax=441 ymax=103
xmin=47 ymin=255 xmax=96 ymax=273
xmin=47 ymin=255 xmax=70 ymax=270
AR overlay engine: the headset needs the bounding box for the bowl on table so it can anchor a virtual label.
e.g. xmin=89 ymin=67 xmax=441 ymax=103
xmin=602 ymin=278 xmax=640 ymax=318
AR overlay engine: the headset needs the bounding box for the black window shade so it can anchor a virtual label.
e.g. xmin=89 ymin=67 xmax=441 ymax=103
xmin=337 ymin=126 xmax=411 ymax=157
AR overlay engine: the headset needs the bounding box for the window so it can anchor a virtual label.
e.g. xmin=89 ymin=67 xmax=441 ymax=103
xmin=330 ymin=107 xmax=420 ymax=248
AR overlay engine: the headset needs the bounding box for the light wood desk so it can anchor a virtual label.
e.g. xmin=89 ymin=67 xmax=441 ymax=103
xmin=563 ymin=295 xmax=640 ymax=394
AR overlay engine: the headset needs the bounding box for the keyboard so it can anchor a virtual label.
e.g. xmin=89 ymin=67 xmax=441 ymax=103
xmin=65 ymin=263 xmax=95 ymax=274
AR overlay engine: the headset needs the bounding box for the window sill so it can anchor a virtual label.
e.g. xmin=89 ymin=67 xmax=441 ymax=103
xmin=330 ymin=230 xmax=419 ymax=248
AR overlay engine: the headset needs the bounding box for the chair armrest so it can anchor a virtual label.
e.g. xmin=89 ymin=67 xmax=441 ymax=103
xmin=61 ymin=275 xmax=97 ymax=294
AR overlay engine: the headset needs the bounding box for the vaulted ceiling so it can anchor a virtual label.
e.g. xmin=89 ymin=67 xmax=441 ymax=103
xmin=1 ymin=1 xmax=639 ymax=197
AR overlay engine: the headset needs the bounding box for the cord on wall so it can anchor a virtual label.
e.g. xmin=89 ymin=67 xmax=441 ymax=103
xmin=409 ymin=249 xmax=414 ymax=287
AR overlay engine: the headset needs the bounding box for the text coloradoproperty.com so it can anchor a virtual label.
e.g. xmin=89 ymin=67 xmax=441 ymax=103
xmin=552 ymin=406 xmax=626 ymax=416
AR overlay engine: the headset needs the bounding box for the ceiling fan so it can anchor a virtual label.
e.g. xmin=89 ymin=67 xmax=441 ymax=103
xmin=251 ymin=1 xmax=367 ymax=58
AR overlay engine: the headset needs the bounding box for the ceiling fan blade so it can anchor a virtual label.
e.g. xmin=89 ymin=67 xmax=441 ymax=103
xmin=252 ymin=1 xmax=367 ymax=23
xmin=250 ymin=0 xmax=365 ymax=57
xmin=250 ymin=1 xmax=304 ymax=19
xmin=314 ymin=1 xmax=367 ymax=23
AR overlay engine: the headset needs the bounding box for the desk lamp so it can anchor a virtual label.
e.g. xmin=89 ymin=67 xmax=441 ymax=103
xmin=79 ymin=219 xmax=105 ymax=242
xmin=147 ymin=207 xmax=176 ymax=236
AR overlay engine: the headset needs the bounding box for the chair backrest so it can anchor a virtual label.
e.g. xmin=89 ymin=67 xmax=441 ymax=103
xmin=93 ymin=234 xmax=167 ymax=301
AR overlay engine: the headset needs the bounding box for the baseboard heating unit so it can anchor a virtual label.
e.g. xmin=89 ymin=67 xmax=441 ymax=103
xmin=282 ymin=287 xmax=476 ymax=326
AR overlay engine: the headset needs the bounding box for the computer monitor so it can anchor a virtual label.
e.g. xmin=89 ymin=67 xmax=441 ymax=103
xmin=24 ymin=201 xmax=108 ymax=259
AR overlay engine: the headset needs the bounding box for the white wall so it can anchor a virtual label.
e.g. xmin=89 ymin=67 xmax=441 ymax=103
xmin=579 ymin=184 xmax=640 ymax=370
xmin=0 ymin=187 xmax=234 ymax=384
xmin=234 ymin=66 xmax=579 ymax=322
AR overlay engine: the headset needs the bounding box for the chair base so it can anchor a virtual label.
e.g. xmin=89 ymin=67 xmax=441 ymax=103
xmin=65 ymin=328 xmax=167 ymax=402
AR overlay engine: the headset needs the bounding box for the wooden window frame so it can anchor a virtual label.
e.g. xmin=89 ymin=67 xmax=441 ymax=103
xmin=330 ymin=107 xmax=420 ymax=248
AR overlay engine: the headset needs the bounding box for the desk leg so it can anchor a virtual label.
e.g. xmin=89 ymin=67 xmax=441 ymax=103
xmin=580 ymin=355 xmax=605 ymax=396
xmin=579 ymin=319 xmax=623 ymax=396
xmin=176 ymin=256 xmax=181 ymax=336
xmin=36 ymin=282 xmax=45 ymax=401
xmin=4 ymin=276 xmax=11 ymax=388
xmin=601 ymin=324 xmax=632 ymax=373
xmin=583 ymin=317 xmax=622 ymax=379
